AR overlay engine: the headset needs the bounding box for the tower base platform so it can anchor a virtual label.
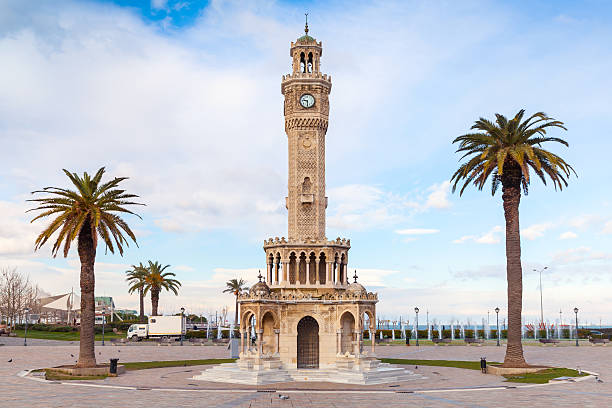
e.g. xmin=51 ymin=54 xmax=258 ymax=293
xmin=192 ymin=353 xmax=424 ymax=385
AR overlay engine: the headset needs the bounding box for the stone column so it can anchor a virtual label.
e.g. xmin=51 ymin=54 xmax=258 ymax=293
xmin=370 ymin=327 xmax=376 ymax=355
xmin=337 ymin=329 xmax=343 ymax=355
xmin=274 ymin=262 xmax=280 ymax=284
xmin=315 ymin=257 xmax=320 ymax=285
xmin=354 ymin=330 xmax=361 ymax=355
xmin=257 ymin=329 xmax=264 ymax=356
xmin=326 ymin=261 xmax=333 ymax=285
xmin=274 ymin=329 xmax=280 ymax=354
xmin=306 ymin=262 xmax=310 ymax=285
xmin=240 ymin=329 xmax=245 ymax=355
xmin=282 ymin=261 xmax=289 ymax=283
xmin=267 ymin=263 xmax=273 ymax=283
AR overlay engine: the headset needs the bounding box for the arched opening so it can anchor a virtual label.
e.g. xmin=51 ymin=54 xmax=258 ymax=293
xmin=309 ymin=252 xmax=316 ymax=284
xmin=318 ymin=252 xmax=326 ymax=284
xmin=340 ymin=253 xmax=346 ymax=284
xmin=261 ymin=312 xmax=276 ymax=354
xmin=298 ymin=252 xmax=307 ymax=284
xmin=267 ymin=253 xmax=274 ymax=283
xmin=297 ymin=316 xmax=319 ymax=368
xmin=275 ymin=253 xmax=281 ymax=283
xmin=340 ymin=312 xmax=355 ymax=354
xmin=333 ymin=253 xmax=339 ymax=283
xmin=302 ymin=177 xmax=312 ymax=193
xmin=289 ymin=252 xmax=297 ymax=284
xmin=307 ymin=52 xmax=313 ymax=73
xmin=300 ymin=52 xmax=306 ymax=73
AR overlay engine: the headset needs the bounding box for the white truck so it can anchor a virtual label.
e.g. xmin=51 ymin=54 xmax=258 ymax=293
xmin=127 ymin=316 xmax=186 ymax=341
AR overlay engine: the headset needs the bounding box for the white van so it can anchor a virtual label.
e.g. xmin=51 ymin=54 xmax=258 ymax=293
xmin=127 ymin=316 xmax=185 ymax=341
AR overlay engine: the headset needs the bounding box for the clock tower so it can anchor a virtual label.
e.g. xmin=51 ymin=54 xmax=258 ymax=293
xmin=281 ymin=22 xmax=331 ymax=241
xmin=194 ymin=24 xmax=423 ymax=385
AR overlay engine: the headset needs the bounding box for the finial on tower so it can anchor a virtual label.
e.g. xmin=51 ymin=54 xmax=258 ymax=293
xmin=353 ymin=270 xmax=358 ymax=283
xmin=304 ymin=12 xmax=309 ymax=35
xmin=258 ymin=270 xmax=263 ymax=282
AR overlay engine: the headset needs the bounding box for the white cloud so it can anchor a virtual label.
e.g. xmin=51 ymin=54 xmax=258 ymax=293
xmin=521 ymin=223 xmax=553 ymax=240
xmin=0 ymin=200 xmax=40 ymax=256
xmin=327 ymin=184 xmax=418 ymax=232
xmin=151 ymin=0 xmax=168 ymax=11
xmin=395 ymin=228 xmax=439 ymax=235
xmin=603 ymin=220 xmax=612 ymax=234
xmin=453 ymin=226 xmax=503 ymax=244
xmin=353 ymin=268 xmax=400 ymax=288
xmin=551 ymin=246 xmax=610 ymax=264
xmin=559 ymin=231 xmax=577 ymax=240
xmin=424 ymin=181 xmax=452 ymax=209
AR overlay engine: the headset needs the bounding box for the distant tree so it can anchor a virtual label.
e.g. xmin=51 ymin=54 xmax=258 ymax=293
xmin=125 ymin=263 xmax=148 ymax=322
xmin=28 ymin=167 xmax=142 ymax=368
xmin=142 ymin=261 xmax=181 ymax=316
xmin=451 ymin=110 xmax=575 ymax=367
xmin=223 ymin=278 xmax=248 ymax=326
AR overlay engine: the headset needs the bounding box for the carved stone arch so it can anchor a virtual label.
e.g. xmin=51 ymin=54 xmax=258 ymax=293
xmin=259 ymin=309 xmax=280 ymax=329
xmin=337 ymin=309 xmax=358 ymax=327
xmin=363 ymin=309 xmax=376 ymax=330
xmin=291 ymin=312 xmax=324 ymax=334
xmin=241 ymin=309 xmax=256 ymax=331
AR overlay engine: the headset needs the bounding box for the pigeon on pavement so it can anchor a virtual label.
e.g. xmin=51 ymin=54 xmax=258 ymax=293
xmin=7 ymin=359 xmax=12 ymax=362
xmin=279 ymin=394 xmax=289 ymax=400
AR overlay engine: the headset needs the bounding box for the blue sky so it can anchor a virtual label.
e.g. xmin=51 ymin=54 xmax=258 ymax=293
xmin=1 ymin=0 xmax=611 ymax=326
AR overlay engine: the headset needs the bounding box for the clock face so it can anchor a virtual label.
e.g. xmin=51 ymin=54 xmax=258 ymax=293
xmin=300 ymin=94 xmax=315 ymax=108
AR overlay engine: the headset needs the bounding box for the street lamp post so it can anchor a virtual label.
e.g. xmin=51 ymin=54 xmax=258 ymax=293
xmin=495 ymin=307 xmax=500 ymax=346
xmin=533 ymin=267 xmax=548 ymax=327
xmin=414 ymin=307 xmax=420 ymax=347
xmin=574 ymin=307 xmax=579 ymax=347
xmin=102 ymin=311 xmax=105 ymax=346
xmin=180 ymin=307 xmax=185 ymax=346
xmin=24 ymin=308 xmax=30 ymax=347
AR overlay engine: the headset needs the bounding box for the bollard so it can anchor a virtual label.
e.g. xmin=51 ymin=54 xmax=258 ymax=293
xmin=110 ymin=358 xmax=119 ymax=375
xmin=480 ymin=357 xmax=487 ymax=373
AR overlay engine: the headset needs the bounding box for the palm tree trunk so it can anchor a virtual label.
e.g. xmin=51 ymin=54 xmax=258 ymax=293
xmin=501 ymin=169 xmax=528 ymax=367
xmin=151 ymin=289 xmax=159 ymax=316
xmin=76 ymin=219 xmax=97 ymax=368
xmin=235 ymin=296 xmax=239 ymax=326
xmin=139 ymin=287 xmax=145 ymax=323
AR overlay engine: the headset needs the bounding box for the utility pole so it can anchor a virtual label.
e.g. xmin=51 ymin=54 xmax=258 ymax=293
xmin=533 ymin=267 xmax=548 ymax=326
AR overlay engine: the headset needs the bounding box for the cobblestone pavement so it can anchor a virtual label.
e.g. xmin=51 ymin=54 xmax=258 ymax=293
xmin=1 ymin=341 xmax=610 ymax=407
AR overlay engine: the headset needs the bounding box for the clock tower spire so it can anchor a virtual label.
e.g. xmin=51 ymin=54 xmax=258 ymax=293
xmin=281 ymin=27 xmax=332 ymax=241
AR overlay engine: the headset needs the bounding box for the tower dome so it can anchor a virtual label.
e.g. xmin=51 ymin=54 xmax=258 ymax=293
xmin=249 ymin=271 xmax=270 ymax=297
xmin=346 ymin=271 xmax=367 ymax=296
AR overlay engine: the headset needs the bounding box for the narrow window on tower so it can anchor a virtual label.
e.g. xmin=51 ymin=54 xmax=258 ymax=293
xmin=300 ymin=52 xmax=306 ymax=73
xmin=307 ymin=52 xmax=313 ymax=73
xmin=302 ymin=177 xmax=312 ymax=194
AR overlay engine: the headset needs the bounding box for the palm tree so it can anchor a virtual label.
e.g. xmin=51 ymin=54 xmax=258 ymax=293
xmin=223 ymin=278 xmax=248 ymax=325
xmin=28 ymin=168 xmax=142 ymax=368
xmin=451 ymin=110 xmax=575 ymax=367
xmin=126 ymin=263 xmax=148 ymax=323
xmin=142 ymin=261 xmax=181 ymax=316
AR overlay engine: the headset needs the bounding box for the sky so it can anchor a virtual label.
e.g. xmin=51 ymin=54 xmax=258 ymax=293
xmin=1 ymin=0 xmax=612 ymax=326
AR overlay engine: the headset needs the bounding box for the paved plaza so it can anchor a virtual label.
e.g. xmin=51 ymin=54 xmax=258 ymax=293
xmin=1 ymin=339 xmax=610 ymax=407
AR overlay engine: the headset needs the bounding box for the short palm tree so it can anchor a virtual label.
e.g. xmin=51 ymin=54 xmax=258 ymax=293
xmin=28 ymin=168 xmax=142 ymax=368
xmin=451 ymin=110 xmax=575 ymax=367
xmin=142 ymin=261 xmax=181 ymax=316
xmin=126 ymin=263 xmax=148 ymax=322
xmin=223 ymin=278 xmax=248 ymax=326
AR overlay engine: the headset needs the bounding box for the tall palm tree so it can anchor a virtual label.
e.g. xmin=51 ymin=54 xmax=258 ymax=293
xmin=142 ymin=261 xmax=181 ymax=316
xmin=28 ymin=168 xmax=142 ymax=368
xmin=223 ymin=278 xmax=248 ymax=325
xmin=125 ymin=263 xmax=148 ymax=323
xmin=451 ymin=110 xmax=575 ymax=367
